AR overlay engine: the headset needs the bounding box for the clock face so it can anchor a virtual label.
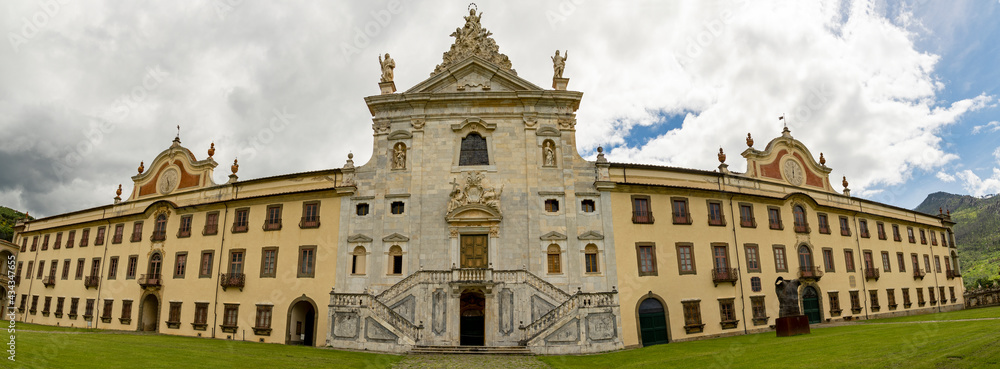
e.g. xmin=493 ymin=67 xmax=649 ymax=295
xmin=158 ymin=168 xmax=179 ymax=195
xmin=783 ymin=160 xmax=804 ymax=186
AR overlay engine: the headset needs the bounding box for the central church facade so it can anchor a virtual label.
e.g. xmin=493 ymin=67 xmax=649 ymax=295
xmin=11 ymin=9 xmax=964 ymax=355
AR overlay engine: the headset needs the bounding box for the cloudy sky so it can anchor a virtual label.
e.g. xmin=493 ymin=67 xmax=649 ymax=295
xmin=2 ymin=0 xmax=998 ymax=218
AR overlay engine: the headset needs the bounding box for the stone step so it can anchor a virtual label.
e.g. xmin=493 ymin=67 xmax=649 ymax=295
xmin=410 ymin=345 xmax=532 ymax=355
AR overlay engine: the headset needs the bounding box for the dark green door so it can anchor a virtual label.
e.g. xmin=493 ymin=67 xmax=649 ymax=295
xmin=638 ymin=299 xmax=669 ymax=346
xmin=802 ymin=286 xmax=821 ymax=324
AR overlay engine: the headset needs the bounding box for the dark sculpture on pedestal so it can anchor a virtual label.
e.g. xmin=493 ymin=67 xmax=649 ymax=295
xmin=774 ymin=276 xmax=811 ymax=336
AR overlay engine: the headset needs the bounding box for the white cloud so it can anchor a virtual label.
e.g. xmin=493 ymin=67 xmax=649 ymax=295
xmin=972 ymin=121 xmax=1000 ymax=134
xmin=955 ymin=168 xmax=1000 ymax=197
xmin=936 ymin=172 xmax=956 ymax=182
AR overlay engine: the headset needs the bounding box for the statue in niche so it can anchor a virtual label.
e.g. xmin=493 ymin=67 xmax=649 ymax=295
xmin=379 ymin=53 xmax=395 ymax=83
xmin=775 ymin=277 xmax=803 ymax=317
xmin=551 ymin=50 xmax=568 ymax=79
xmin=543 ymin=141 xmax=556 ymax=167
xmin=392 ymin=143 xmax=406 ymax=170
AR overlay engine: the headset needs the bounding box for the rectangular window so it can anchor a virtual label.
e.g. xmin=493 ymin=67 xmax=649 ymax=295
xmin=839 ymin=216 xmax=851 ymax=236
xmin=391 ymin=254 xmax=403 ymax=275
xmin=745 ymin=244 xmax=760 ymax=273
xmin=676 ymin=243 xmax=695 ymax=274
xmin=168 ymin=302 xmax=182 ymax=323
xmin=739 ymin=204 xmax=756 ymax=227
xmin=907 ymin=227 xmax=915 ymax=243
xmin=25 ymin=262 xmax=33 ymax=282
xmin=56 ymin=297 xmax=65 ymax=316
xmin=939 ymin=286 xmax=946 ymax=304
xmin=36 ymin=261 xmax=44 ymax=279
xmin=928 ymin=287 xmax=936 ymax=305
xmin=637 ymin=243 xmax=657 ymax=276
xmin=767 ymin=207 xmax=783 ymax=230
xmin=174 ymin=252 xmax=187 ymax=278
xmin=232 ymin=208 xmax=249 ymax=233
xmin=121 ymin=300 xmax=133 ymax=321
xmin=876 ymin=222 xmax=886 ymax=240
xmin=934 ymin=256 xmax=941 ymax=273
xmin=897 ymin=252 xmax=906 ymax=272
xmin=194 ymin=303 xmax=209 ymax=325
xmin=223 ymin=304 xmax=239 ymax=327
xmin=264 ymin=205 xmax=282 ymax=230
xmin=923 ymin=255 xmax=931 ymax=274
xmin=255 ymin=305 xmax=273 ymax=329
xmin=391 ymin=201 xmax=406 ymax=214
xmin=712 ymin=244 xmax=730 ymax=273
xmin=829 ymin=292 xmax=841 ymax=315
xmin=112 ymin=224 xmax=124 ymax=244
xmin=631 ymin=196 xmax=653 ymax=224
xmin=817 ymin=213 xmax=830 ymax=234
xmin=126 ymin=255 xmax=138 ymax=279
xmin=96 ymin=227 xmax=107 ymax=245
xmin=178 ymin=215 xmax=193 ymax=238
xmin=70 ymin=298 xmax=79 ymax=317
xmin=260 ymin=247 xmax=278 ymax=278
xmin=547 ymin=251 xmax=561 ymax=274
xmin=887 ymin=289 xmax=897 ymax=309
xmin=773 ymin=245 xmax=788 ymax=272
xmin=84 ymin=299 xmax=95 ymax=318
xmin=581 ymin=199 xmax=596 ymax=213
xmin=823 ymin=249 xmax=835 ymax=272
xmin=912 ymin=254 xmax=921 ymax=274
xmin=204 ymin=212 xmax=219 ymax=235
xmin=892 ymin=225 xmax=901 ymax=242
xmin=750 ymin=296 xmax=767 ymax=324
xmin=671 ymin=198 xmax=691 ymax=224
xmin=66 ymin=230 xmax=75 ymax=248
xmin=917 ymin=288 xmax=925 ymax=306
xmin=902 ymin=288 xmax=911 ymax=307
xmin=950 ymin=287 xmax=956 ymax=302
xmin=844 ymin=249 xmax=855 ymax=272
xmin=75 ymin=258 xmax=85 ymax=279
xmin=42 ymin=235 xmax=49 ymax=250
xmin=718 ymin=298 xmax=737 ymax=325
xmin=80 ymin=228 xmax=90 ymax=247
xmin=585 ymin=251 xmax=599 ymax=273
xmin=130 ymin=222 xmax=143 ymax=242
xmin=682 ymin=301 xmax=703 ymax=331
xmin=61 ymin=259 xmax=71 ymax=279
xmin=859 ymin=220 xmax=870 ymax=238
xmin=881 ymin=251 xmax=891 ymax=272
xmin=869 ymin=290 xmax=880 ymax=310
xmin=229 ymin=250 xmax=245 ymax=275
xmin=920 ymin=229 xmax=927 ymax=244
xmin=54 ymin=232 xmax=62 ymax=249
xmin=298 ymin=246 xmax=316 ymax=278
xmin=30 ymin=236 xmax=37 ymax=251
xmin=850 ymin=291 xmax=861 ymax=312
xmin=930 ymin=231 xmax=938 ymax=246
xmin=707 ymin=201 xmax=725 ymax=226
xmin=102 ymin=299 xmax=114 ymax=319
xmin=356 ymin=203 xmax=369 ymax=216
xmin=107 ymin=257 xmax=119 ymax=280
xmin=941 ymin=231 xmax=948 ymax=247
xmin=199 ymin=251 xmax=214 ymax=278
xmin=300 ymin=202 xmax=320 ymax=228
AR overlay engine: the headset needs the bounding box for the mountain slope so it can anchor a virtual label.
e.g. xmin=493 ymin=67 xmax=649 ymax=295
xmin=1 ymin=206 xmax=32 ymax=242
xmin=915 ymin=192 xmax=1000 ymax=289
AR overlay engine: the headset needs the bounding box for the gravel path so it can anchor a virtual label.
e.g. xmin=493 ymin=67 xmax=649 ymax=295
xmin=392 ymin=354 xmax=551 ymax=369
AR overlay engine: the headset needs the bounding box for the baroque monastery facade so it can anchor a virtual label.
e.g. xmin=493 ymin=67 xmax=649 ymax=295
xmin=8 ymin=9 xmax=964 ymax=354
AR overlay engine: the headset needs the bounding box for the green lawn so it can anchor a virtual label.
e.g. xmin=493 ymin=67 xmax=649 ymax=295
xmin=866 ymin=305 xmax=1000 ymax=323
xmin=9 ymin=307 xmax=1000 ymax=369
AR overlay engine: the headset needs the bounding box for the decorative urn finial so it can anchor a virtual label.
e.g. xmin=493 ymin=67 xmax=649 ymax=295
xmin=746 ymin=133 xmax=753 ymax=147
xmin=939 ymin=207 xmax=943 ymax=215
xmin=208 ymin=142 xmax=215 ymax=158
xmin=231 ymin=159 xmax=239 ymax=174
xmin=718 ymin=148 xmax=726 ymax=164
xmin=137 ymin=161 xmax=144 ymax=174
xmin=820 ymin=153 xmax=826 ymax=165
xmin=842 ymin=176 xmax=849 ymax=189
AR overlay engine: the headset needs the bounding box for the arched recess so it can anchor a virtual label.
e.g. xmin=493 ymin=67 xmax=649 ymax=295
xmin=137 ymin=291 xmax=160 ymax=332
xmin=634 ymin=292 xmax=670 ymax=347
xmin=797 ymin=243 xmax=815 ymax=270
xmin=800 ymin=284 xmax=823 ymax=324
xmin=286 ymin=295 xmax=319 ymax=346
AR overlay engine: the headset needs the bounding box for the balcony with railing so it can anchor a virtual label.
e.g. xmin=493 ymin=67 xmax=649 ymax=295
xmin=864 ymin=268 xmax=880 ymax=281
xmin=913 ymin=269 xmax=926 ymax=280
xmin=220 ymin=273 xmax=246 ymax=291
xmin=299 ymin=216 xmax=320 ymax=229
xmin=43 ymin=275 xmax=56 ymax=287
xmin=798 ymin=267 xmax=824 ymax=281
xmin=138 ymin=274 xmax=162 ymax=288
xmin=947 ymin=270 xmax=961 ymax=279
xmin=84 ymin=276 xmax=100 ymax=289
xmin=632 ymin=210 xmax=654 ymax=224
xmin=711 ymin=268 xmax=739 ymax=286
xmin=151 ymin=230 xmax=166 ymax=242
xmin=263 ymin=219 xmax=282 ymax=231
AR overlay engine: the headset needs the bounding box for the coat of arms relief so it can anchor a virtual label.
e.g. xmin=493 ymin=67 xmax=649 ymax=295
xmin=447 ymin=171 xmax=503 ymax=215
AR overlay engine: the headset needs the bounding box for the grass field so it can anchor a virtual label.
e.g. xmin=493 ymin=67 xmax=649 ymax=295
xmin=9 ymin=306 xmax=1000 ymax=369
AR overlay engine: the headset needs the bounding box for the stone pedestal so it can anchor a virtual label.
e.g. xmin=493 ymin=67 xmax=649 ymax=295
xmin=775 ymin=315 xmax=810 ymax=337
xmin=379 ymin=81 xmax=396 ymax=95
xmin=552 ymin=77 xmax=569 ymax=90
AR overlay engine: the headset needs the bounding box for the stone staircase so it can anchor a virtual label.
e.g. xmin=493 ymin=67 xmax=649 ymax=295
xmin=410 ymin=345 xmax=532 ymax=355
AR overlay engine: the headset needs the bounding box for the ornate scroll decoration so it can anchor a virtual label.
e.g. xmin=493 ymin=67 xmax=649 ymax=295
xmin=447 ymin=171 xmax=503 ymax=214
xmin=432 ymin=9 xmax=515 ymax=76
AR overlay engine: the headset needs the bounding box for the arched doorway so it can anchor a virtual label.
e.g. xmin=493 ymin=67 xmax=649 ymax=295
xmin=637 ymin=298 xmax=669 ymax=346
xmin=460 ymin=290 xmax=485 ymax=346
xmin=286 ymin=297 xmax=317 ymax=346
xmin=138 ymin=294 xmax=159 ymax=332
xmin=802 ymin=286 xmax=821 ymax=324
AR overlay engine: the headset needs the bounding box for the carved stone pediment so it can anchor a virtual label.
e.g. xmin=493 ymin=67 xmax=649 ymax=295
xmin=347 ymin=234 xmax=373 ymax=243
xmin=446 ymin=204 xmax=502 ymax=224
xmin=446 ymin=171 xmax=503 ymax=220
xmin=578 ymin=231 xmax=605 ymax=240
xmin=540 ymin=231 xmax=567 ymax=241
xmin=382 ymin=233 xmax=410 ymax=242
xmin=388 ymin=130 xmax=412 ymax=140
xmin=536 ymin=126 xmax=561 ymax=137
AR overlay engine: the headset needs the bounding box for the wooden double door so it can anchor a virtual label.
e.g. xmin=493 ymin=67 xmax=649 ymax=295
xmin=460 ymin=235 xmax=488 ymax=268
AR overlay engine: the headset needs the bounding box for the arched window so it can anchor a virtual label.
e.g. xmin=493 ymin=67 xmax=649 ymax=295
xmin=351 ymin=246 xmax=367 ymax=275
xmin=459 ymin=133 xmax=489 ymax=166
xmin=388 ymin=246 xmax=403 ymax=275
xmin=153 ymin=214 xmax=168 ymax=241
xmin=793 ymin=206 xmax=807 ymax=232
xmin=584 ymin=244 xmax=599 ymax=273
xmin=798 ymin=245 xmax=813 ymax=269
xmin=547 ymin=244 xmax=561 ymax=274
xmin=149 ymin=253 xmax=162 ymax=277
